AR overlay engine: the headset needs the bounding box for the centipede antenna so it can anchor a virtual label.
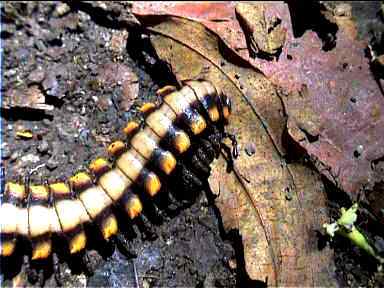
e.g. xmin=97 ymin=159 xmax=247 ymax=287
xmin=113 ymin=234 xmax=137 ymax=259
xmin=223 ymin=132 xmax=239 ymax=159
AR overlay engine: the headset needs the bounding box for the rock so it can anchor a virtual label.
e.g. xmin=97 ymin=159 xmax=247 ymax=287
xmin=1 ymin=143 xmax=11 ymax=159
xmin=46 ymin=157 xmax=58 ymax=170
xmin=10 ymin=151 xmax=21 ymax=163
xmin=28 ymin=68 xmax=46 ymax=83
xmin=53 ymin=3 xmax=70 ymax=18
xmin=42 ymin=73 xmax=59 ymax=97
xmin=37 ymin=140 xmax=49 ymax=154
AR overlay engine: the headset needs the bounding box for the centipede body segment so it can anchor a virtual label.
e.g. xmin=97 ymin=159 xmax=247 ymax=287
xmin=0 ymin=80 xmax=233 ymax=280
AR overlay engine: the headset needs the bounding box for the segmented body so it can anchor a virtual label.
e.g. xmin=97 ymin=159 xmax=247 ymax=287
xmin=0 ymin=80 xmax=231 ymax=267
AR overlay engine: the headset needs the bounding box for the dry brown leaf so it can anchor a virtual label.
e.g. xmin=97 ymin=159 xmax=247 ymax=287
xmin=3 ymin=85 xmax=54 ymax=111
xmin=135 ymin=15 xmax=337 ymax=286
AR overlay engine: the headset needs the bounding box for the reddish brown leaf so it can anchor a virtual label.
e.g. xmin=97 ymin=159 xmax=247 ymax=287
xmin=133 ymin=2 xmax=384 ymax=201
xmin=136 ymin=14 xmax=337 ymax=286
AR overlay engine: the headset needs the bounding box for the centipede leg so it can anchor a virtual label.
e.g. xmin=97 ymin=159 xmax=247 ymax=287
xmin=162 ymin=190 xmax=181 ymax=215
xmin=190 ymin=153 xmax=211 ymax=177
xmin=199 ymin=139 xmax=216 ymax=163
xmin=170 ymin=163 xmax=203 ymax=208
xmin=24 ymin=256 xmax=38 ymax=284
xmin=112 ymin=234 xmax=137 ymax=259
xmin=37 ymin=268 xmax=45 ymax=288
xmin=81 ymin=252 xmax=94 ymax=277
xmin=53 ymin=253 xmax=62 ymax=287
xmin=138 ymin=192 xmax=164 ymax=225
xmin=220 ymin=143 xmax=235 ymax=173
xmin=135 ymin=214 xmax=157 ymax=241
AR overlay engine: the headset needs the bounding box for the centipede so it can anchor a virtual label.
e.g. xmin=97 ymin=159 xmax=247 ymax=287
xmin=0 ymin=79 xmax=237 ymax=285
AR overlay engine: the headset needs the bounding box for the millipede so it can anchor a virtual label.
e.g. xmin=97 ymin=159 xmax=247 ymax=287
xmin=0 ymin=79 xmax=237 ymax=285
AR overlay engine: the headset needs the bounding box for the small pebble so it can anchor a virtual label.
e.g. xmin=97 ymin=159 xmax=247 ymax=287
xmin=34 ymin=39 xmax=47 ymax=52
xmin=28 ymin=68 xmax=45 ymax=83
xmin=42 ymin=73 xmax=59 ymax=97
xmin=46 ymin=157 xmax=58 ymax=170
xmin=245 ymin=143 xmax=256 ymax=156
xmin=228 ymin=258 xmax=237 ymax=270
xmin=10 ymin=151 xmax=21 ymax=163
xmin=374 ymin=236 xmax=384 ymax=254
xmin=42 ymin=119 xmax=52 ymax=126
xmin=37 ymin=140 xmax=49 ymax=154
xmin=1 ymin=143 xmax=11 ymax=159
xmin=53 ymin=3 xmax=70 ymax=17
xmin=20 ymin=154 xmax=40 ymax=164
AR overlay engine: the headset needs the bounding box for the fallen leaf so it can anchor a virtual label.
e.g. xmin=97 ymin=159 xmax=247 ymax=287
xmin=133 ymin=1 xmax=384 ymax=212
xmin=2 ymin=85 xmax=54 ymax=111
xmin=135 ymin=14 xmax=337 ymax=286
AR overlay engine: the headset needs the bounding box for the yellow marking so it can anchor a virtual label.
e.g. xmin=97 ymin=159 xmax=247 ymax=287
xmin=208 ymin=106 xmax=220 ymax=122
xmin=125 ymin=195 xmax=143 ymax=219
xmin=1 ymin=240 xmax=16 ymax=257
xmin=173 ymin=131 xmax=191 ymax=154
xmin=101 ymin=215 xmax=118 ymax=240
xmin=190 ymin=115 xmax=207 ymax=135
xmin=69 ymin=172 xmax=92 ymax=189
xmin=223 ymin=106 xmax=230 ymax=119
xmin=31 ymin=240 xmax=52 ymax=260
xmin=156 ymin=85 xmax=177 ymax=97
xmin=89 ymin=157 xmax=110 ymax=174
xmin=139 ymin=102 xmax=157 ymax=114
xmin=98 ymin=168 xmax=131 ymax=201
xmin=30 ymin=185 xmax=49 ymax=199
xmin=107 ymin=141 xmax=125 ymax=157
xmin=144 ymin=173 xmax=161 ymax=197
xmin=5 ymin=182 xmax=26 ymax=199
xmin=159 ymin=152 xmax=177 ymax=175
xmin=123 ymin=121 xmax=140 ymax=136
xmin=49 ymin=182 xmax=70 ymax=195
xmin=69 ymin=231 xmax=87 ymax=254
xmin=16 ymin=129 xmax=33 ymax=139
